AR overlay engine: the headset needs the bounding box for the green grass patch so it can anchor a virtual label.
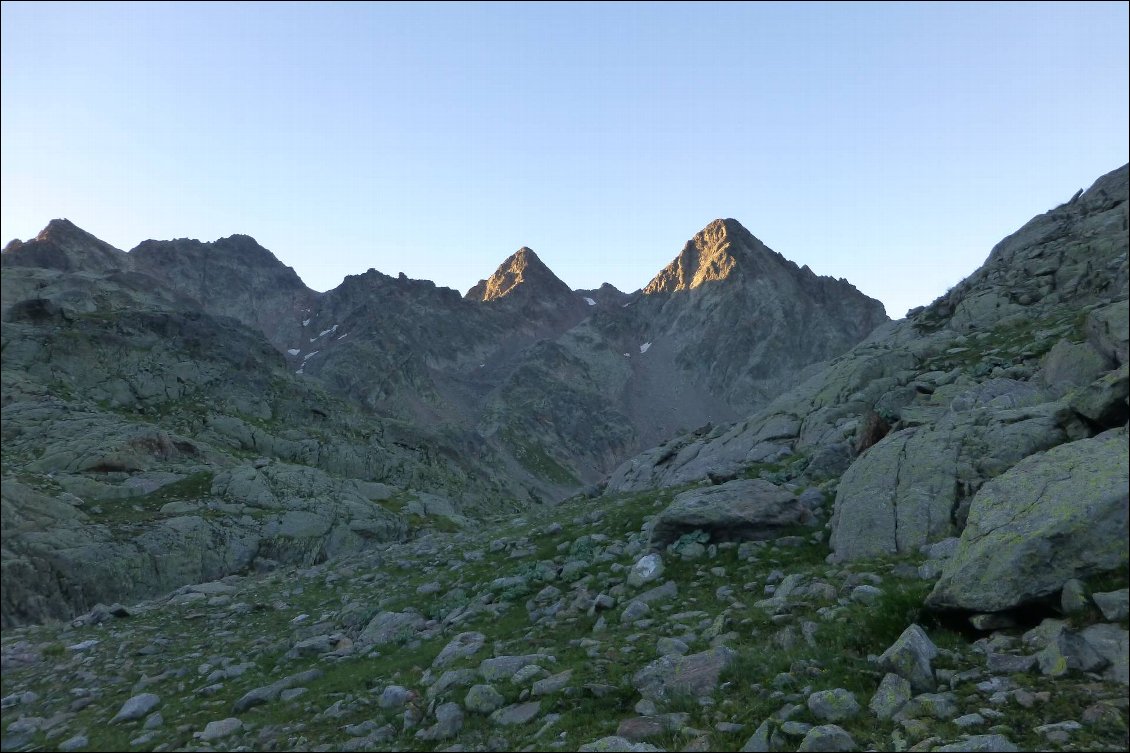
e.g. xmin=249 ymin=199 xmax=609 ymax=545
xmin=499 ymin=427 xmax=581 ymax=487
xmin=83 ymin=470 xmax=215 ymax=524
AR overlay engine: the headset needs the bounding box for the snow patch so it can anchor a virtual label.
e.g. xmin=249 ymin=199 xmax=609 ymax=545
xmin=639 ymin=342 xmax=652 ymax=354
xmin=287 ymin=348 xmax=301 ymax=356
xmin=336 ymin=333 xmax=348 ymax=340
xmin=302 ymin=350 xmax=319 ymax=361
xmin=623 ymin=353 xmax=631 ymax=358
xmin=295 ymin=368 xmax=304 ymax=375
xmin=311 ymin=324 xmax=339 ymax=342
xmin=584 ymin=297 xmax=596 ymax=306
xmin=302 ymin=319 xmax=311 ymax=327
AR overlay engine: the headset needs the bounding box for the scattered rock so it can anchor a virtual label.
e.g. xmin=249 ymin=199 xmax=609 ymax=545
xmin=807 ymin=688 xmax=860 ymax=722
xmin=416 ymin=702 xmax=463 ymax=741
xmin=358 ymin=610 xmax=426 ymax=646
xmin=464 ymin=684 xmax=505 ymax=714
xmin=479 ymin=654 xmax=549 ymax=682
xmin=378 ymin=684 xmax=415 ymax=710
xmin=1079 ymin=623 xmax=1129 ymax=685
xmin=1060 ymin=578 xmax=1089 ymax=614
xmin=579 ymin=736 xmax=664 ymax=752
xmin=195 ymin=717 xmax=242 ymax=741
xmin=1092 ymin=588 xmax=1129 ymax=621
xmin=532 ymin=669 xmax=573 ymax=696
xmin=489 ymin=700 xmax=541 ymax=726
xmin=933 ymin=734 xmax=1019 ymax=752
xmin=616 ymin=713 xmax=688 ymax=741
xmin=58 ymin=735 xmax=89 ymax=752
xmin=876 ymin=624 xmax=938 ymax=693
xmin=433 ymin=632 xmax=487 ymax=668
xmin=110 ymin=693 xmax=160 ymax=723
xmin=628 ymin=554 xmax=665 ymax=588
xmin=797 ymin=723 xmax=856 ymax=751
xmin=870 ymin=673 xmax=912 ymax=720
xmin=233 ymin=669 xmax=323 ymax=713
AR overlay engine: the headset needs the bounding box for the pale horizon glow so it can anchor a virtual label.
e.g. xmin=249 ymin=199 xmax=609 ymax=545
xmin=2 ymin=2 xmax=1128 ymax=318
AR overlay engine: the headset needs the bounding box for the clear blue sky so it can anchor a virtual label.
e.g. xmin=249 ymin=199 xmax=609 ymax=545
xmin=3 ymin=2 xmax=1127 ymax=318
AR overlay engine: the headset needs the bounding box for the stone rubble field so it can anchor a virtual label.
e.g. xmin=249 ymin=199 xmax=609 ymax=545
xmin=2 ymin=481 xmax=1126 ymax=752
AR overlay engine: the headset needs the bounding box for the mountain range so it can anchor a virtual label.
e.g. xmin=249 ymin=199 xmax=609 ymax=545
xmin=2 ymin=163 xmax=1126 ymax=629
xmin=0 ymin=163 xmax=1126 ymax=753
xmin=2 ymin=214 xmax=886 ymax=499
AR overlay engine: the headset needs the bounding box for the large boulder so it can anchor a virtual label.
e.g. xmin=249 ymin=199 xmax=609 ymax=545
xmin=1084 ymin=299 xmax=1129 ymax=367
xmin=926 ymin=432 xmax=1129 ymax=613
xmin=632 ymin=646 xmax=736 ymax=703
xmin=648 ymin=479 xmax=811 ymax=549
xmin=357 ymin=610 xmax=426 ymax=647
xmin=1040 ymin=338 xmax=1110 ymax=394
xmin=1069 ymin=364 xmax=1129 ymax=429
xmin=876 ymin=625 xmax=938 ymax=694
xmin=829 ymin=391 xmax=1069 ymax=562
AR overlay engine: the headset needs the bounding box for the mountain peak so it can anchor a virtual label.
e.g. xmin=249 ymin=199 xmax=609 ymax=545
xmin=643 ymin=218 xmax=768 ymax=294
xmin=466 ymin=246 xmax=573 ymax=303
xmin=1 ymin=219 xmax=126 ymax=273
xmin=35 ymin=218 xmax=108 ymax=247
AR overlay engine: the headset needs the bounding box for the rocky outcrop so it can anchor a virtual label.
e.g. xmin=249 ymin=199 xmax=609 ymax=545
xmin=926 ymin=431 xmax=1129 ymax=614
xmin=828 ymin=384 xmax=1074 ymax=562
xmin=919 ymin=164 xmax=1128 ymax=331
xmin=648 ymin=479 xmax=811 ymax=549
xmin=631 ymin=646 xmax=736 ymax=703
xmin=0 ymin=458 xmax=413 ymax=628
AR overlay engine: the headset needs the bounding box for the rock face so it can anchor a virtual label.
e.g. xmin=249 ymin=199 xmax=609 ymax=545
xmin=129 ymin=234 xmax=317 ymax=349
xmin=926 ymin=432 xmax=1130 ymax=614
xmin=622 ymin=219 xmax=889 ymax=449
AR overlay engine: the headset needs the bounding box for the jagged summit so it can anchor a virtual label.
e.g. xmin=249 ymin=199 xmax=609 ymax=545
xmin=643 ymin=217 xmax=778 ymax=294
xmin=575 ymin=282 xmax=630 ymax=307
xmin=465 ymin=246 xmax=574 ymax=303
xmin=36 ymin=218 xmax=91 ymax=243
xmin=1 ymin=218 xmax=126 ymax=273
